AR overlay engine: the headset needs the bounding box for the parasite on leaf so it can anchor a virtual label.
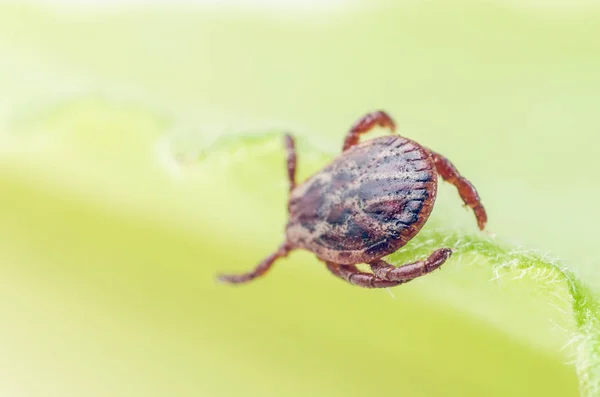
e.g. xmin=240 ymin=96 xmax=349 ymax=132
xmin=218 ymin=111 xmax=487 ymax=288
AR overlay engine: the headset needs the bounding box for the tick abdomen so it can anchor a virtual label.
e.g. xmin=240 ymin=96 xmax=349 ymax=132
xmin=286 ymin=135 xmax=437 ymax=265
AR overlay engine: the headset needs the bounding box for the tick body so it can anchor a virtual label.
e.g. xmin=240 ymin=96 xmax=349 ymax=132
xmin=218 ymin=111 xmax=487 ymax=289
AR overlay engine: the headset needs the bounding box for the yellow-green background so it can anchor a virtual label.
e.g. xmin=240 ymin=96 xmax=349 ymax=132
xmin=1 ymin=2 xmax=600 ymax=396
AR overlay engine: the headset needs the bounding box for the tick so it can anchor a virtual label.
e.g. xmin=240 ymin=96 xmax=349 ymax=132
xmin=218 ymin=111 xmax=487 ymax=288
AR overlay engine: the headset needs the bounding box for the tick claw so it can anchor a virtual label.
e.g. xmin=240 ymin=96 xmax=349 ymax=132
xmin=216 ymin=273 xmax=241 ymax=284
xmin=483 ymin=229 xmax=496 ymax=238
xmin=216 ymin=274 xmax=229 ymax=283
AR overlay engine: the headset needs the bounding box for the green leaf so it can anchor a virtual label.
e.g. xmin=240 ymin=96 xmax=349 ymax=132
xmin=195 ymin=131 xmax=600 ymax=397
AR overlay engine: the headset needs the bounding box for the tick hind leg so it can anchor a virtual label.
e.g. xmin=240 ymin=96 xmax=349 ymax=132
xmin=342 ymin=111 xmax=396 ymax=151
xmin=325 ymin=248 xmax=452 ymax=289
xmin=429 ymin=151 xmax=487 ymax=230
xmin=217 ymin=244 xmax=291 ymax=284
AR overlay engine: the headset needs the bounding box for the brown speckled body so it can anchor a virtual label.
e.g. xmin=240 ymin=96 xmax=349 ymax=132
xmin=218 ymin=111 xmax=487 ymax=289
xmin=287 ymin=135 xmax=437 ymax=265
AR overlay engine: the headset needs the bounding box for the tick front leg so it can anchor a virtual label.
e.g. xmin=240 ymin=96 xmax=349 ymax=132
xmin=369 ymin=248 xmax=452 ymax=282
xmin=284 ymin=133 xmax=297 ymax=191
xmin=217 ymin=244 xmax=291 ymax=284
xmin=430 ymin=151 xmax=487 ymax=230
xmin=342 ymin=110 xmax=396 ymax=151
xmin=325 ymin=262 xmax=403 ymax=288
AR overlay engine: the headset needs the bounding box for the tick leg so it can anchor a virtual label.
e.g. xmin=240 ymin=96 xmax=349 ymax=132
xmin=325 ymin=262 xmax=404 ymax=288
xmin=369 ymin=248 xmax=452 ymax=282
xmin=284 ymin=133 xmax=297 ymax=191
xmin=342 ymin=110 xmax=396 ymax=151
xmin=429 ymin=151 xmax=487 ymax=230
xmin=217 ymin=244 xmax=291 ymax=284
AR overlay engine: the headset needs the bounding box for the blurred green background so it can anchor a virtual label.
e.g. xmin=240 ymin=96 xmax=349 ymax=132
xmin=1 ymin=1 xmax=600 ymax=396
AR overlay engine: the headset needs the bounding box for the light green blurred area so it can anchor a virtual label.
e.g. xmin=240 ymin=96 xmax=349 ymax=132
xmin=1 ymin=2 xmax=600 ymax=396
